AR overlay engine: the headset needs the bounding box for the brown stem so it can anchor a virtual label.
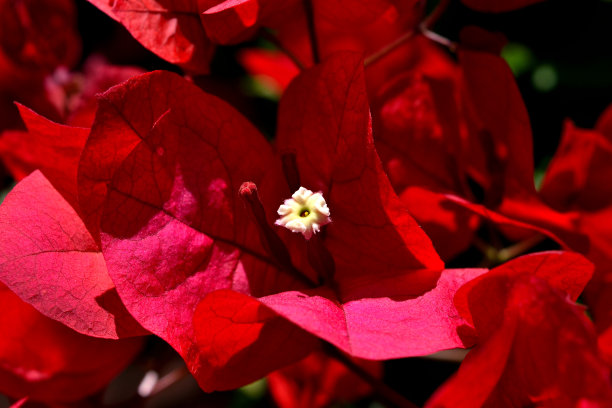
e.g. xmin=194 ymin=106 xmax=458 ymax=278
xmin=302 ymin=0 xmax=320 ymax=64
xmin=418 ymin=0 xmax=457 ymax=51
xmin=364 ymin=30 xmax=416 ymax=67
xmin=421 ymin=0 xmax=451 ymax=30
xmin=473 ymin=236 xmax=498 ymax=267
xmin=104 ymin=366 xmax=190 ymax=407
xmin=497 ymin=234 xmax=546 ymax=263
xmin=324 ymin=344 xmax=421 ymax=408
xmin=150 ymin=366 xmax=190 ymax=396
xmin=364 ymin=0 xmax=452 ymax=67
xmin=424 ymin=348 xmax=469 ymax=363
xmin=475 ymin=234 xmax=547 ymax=267
xmin=420 ymin=27 xmax=457 ymax=52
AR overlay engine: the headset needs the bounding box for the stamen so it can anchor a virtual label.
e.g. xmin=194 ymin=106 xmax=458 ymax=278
xmin=239 ymin=181 xmax=316 ymax=288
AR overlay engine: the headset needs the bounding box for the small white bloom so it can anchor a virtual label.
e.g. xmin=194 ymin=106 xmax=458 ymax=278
xmin=275 ymin=187 xmax=331 ymax=239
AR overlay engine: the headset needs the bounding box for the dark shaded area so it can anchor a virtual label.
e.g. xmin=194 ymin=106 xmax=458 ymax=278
xmin=434 ymin=0 xmax=612 ymax=165
xmin=76 ymin=2 xmax=278 ymax=138
xmin=386 ymin=357 xmax=461 ymax=405
xmin=76 ymin=1 xmax=178 ymax=73
xmin=75 ymin=0 xmax=612 ymax=177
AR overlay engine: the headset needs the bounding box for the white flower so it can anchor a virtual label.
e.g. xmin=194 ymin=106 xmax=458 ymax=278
xmin=275 ymin=187 xmax=331 ymax=239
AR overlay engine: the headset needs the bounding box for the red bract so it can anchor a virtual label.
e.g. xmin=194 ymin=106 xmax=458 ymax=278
xmin=0 ymin=58 xmax=144 ymax=193
xmin=0 ymin=59 xmax=154 ymax=341
xmin=201 ymin=0 xmax=411 ymax=47
xmin=268 ymin=351 xmax=381 ymax=408
xmin=437 ymin=101 xmax=612 ymax=366
xmin=99 ymin=69 xmax=303 ymax=389
xmin=429 ymin=56 xmax=612 ymax=344
xmin=371 ymin=37 xmax=480 ymax=259
xmin=199 ymin=0 xmax=261 ymax=44
xmin=200 ymin=0 xmax=301 ymax=44
xmin=577 ymin=205 xmax=612 ymax=343
xmin=275 ymin=0 xmax=423 ymax=81
xmin=0 ymin=0 xmax=80 ymax=86
xmin=0 ymin=0 xmax=80 ymax=131
xmin=0 ymin=171 xmax=144 ymax=339
xmin=453 ymin=251 xmax=595 ymax=330
xmin=86 ymin=0 xmax=213 ymax=74
xmin=0 ymin=59 xmax=143 ymax=174
xmin=237 ymin=48 xmax=300 ymax=96
xmin=191 ymin=290 xmax=318 ymax=391
xmin=459 ymin=47 xmax=535 ymax=199
xmin=536 ymin=115 xmax=612 ymax=358
xmin=273 ymin=52 xmax=443 ymax=277
xmin=450 ymin=36 xmax=591 ymax=254
xmin=596 ymin=104 xmax=612 ymax=137
xmin=98 ymin=55 xmax=483 ymax=391
xmin=87 ymin=0 xmax=302 ymax=71
xmin=77 ymin=69 xmax=189 ymax=239
xmin=371 ymin=29 xmax=570 ymax=262
xmin=253 ymin=267 xmax=484 ymax=359
xmin=426 ymin=254 xmax=612 ymax=407
xmin=398 ymin=187 xmax=479 ymax=260
xmin=385 ymin=33 xmax=592 ymax=263
xmin=314 ymin=0 xmax=404 ymax=27
xmin=540 ymin=120 xmax=612 ymax=214
xmin=9 ymin=398 xmax=27 ymax=408
xmin=373 ymin=38 xmax=463 ymax=194
xmin=0 ymin=282 xmax=142 ymax=403
xmin=0 ymin=105 xmax=88 ymax=208
xmin=87 ymin=0 xmax=421 ymax=77
xmin=44 ymin=56 xmax=145 ymax=128
xmin=372 ymin=32 xmax=573 ymax=261
xmin=461 ymin=0 xmax=546 ymax=13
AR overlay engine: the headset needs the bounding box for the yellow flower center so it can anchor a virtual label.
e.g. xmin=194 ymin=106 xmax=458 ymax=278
xmin=275 ymin=187 xmax=331 ymax=239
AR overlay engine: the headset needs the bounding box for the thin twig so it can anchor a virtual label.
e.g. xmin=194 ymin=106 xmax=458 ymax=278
xmin=364 ymin=30 xmax=416 ymax=67
xmin=240 ymin=182 xmax=318 ymax=288
xmin=424 ymin=348 xmax=469 ymax=363
xmin=150 ymin=365 xmax=191 ymax=397
xmin=497 ymin=234 xmax=546 ymax=263
xmin=421 ymin=0 xmax=451 ymax=30
xmin=420 ymin=27 xmax=457 ymax=52
xmin=364 ymin=0 xmax=452 ymax=67
xmin=475 ymin=234 xmax=547 ymax=267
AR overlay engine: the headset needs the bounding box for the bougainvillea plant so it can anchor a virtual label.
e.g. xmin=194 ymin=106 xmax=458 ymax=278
xmin=1 ymin=0 xmax=611 ymax=407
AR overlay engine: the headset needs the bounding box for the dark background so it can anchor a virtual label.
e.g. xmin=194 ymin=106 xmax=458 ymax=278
xmin=76 ymin=0 xmax=612 ymax=171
